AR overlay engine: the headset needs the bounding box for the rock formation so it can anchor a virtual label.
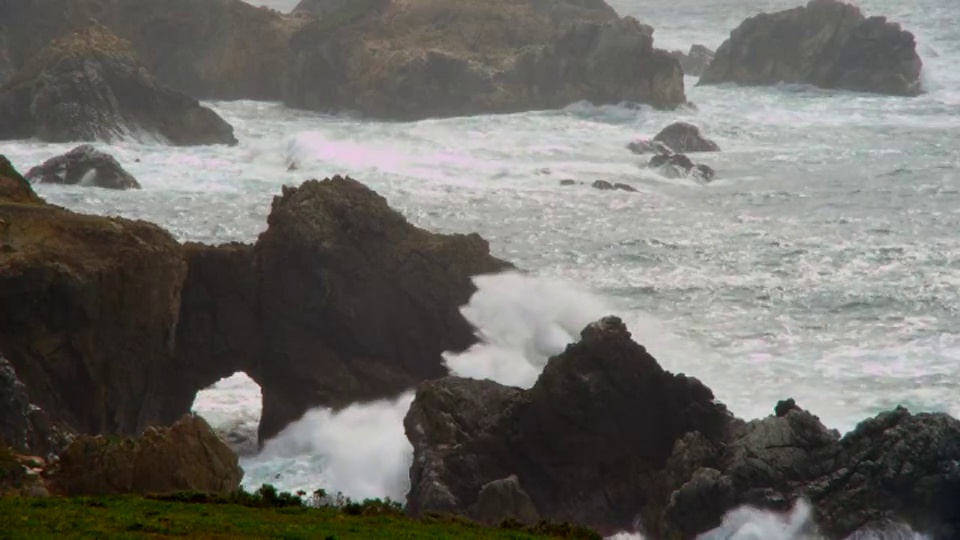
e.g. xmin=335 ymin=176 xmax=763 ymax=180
xmin=0 ymin=24 xmax=237 ymax=145
xmin=699 ymin=0 xmax=923 ymax=96
xmin=0 ymin=0 xmax=303 ymax=99
xmin=405 ymin=317 xmax=960 ymax=538
xmin=53 ymin=414 xmax=242 ymax=496
xmin=626 ymin=138 xmax=673 ymax=156
xmin=0 ymin=155 xmax=189 ymax=437
xmin=653 ymin=122 xmax=720 ymax=153
xmin=591 ymin=180 xmax=637 ymax=192
xmin=282 ymin=0 xmax=685 ymax=119
xmin=405 ymin=316 xmax=736 ymax=534
xmin=176 ymin=176 xmax=513 ymax=442
xmin=25 ymin=145 xmax=140 ymax=189
xmin=3 ymin=155 xmax=511 ymax=448
xmin=670 ymin=44 xmax=714 ymax=77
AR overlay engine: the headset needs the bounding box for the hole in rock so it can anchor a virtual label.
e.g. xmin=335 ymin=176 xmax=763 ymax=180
xmin=191 ymin=372 xmax=263 ymax=457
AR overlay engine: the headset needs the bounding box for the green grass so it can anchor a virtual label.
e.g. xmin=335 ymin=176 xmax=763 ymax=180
xmin=0 ymin=495 xmax=599 ymax=539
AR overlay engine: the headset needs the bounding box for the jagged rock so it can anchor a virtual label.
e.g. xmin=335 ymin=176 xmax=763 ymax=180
xmin=0 ymin=156 xmax=41 ymax=204
xmin=0 ymin=155 xmax=188 ymax=437
xmin=649 ymin=153 xmax=715 ymax=181
xmin=699 ymin=0 xmax=923 ymax=96
xmin=176 ymin=177 xmax=512 ymax=442
xmin=627 ymin=138 xmax=673 ymax=155
xmin=473 ymin=476 xmax=541 ymax=525
xmin=662 ymin=403 xmax=960 ymax=539
xmin=670 ymin=44 xmax=714 ymax=77
xmin=653 ymin=122 xmax=720 ymax=153
xmin=405 ymin=316 xmax=735 ymax=535
xmin=0 ymin=24 xmax=237 ymax=145
xmin=0 ymin=0 xmax=305 ymax=100
xmin=0 ymin=355 xmax=73 ymax=457
xmin=25 ymin=145 xmax=140 ymax=190
xmin=282 ymin=0 xmax=685 ymax=119
xmin=53 ymin=414 xmax=242 ymax=496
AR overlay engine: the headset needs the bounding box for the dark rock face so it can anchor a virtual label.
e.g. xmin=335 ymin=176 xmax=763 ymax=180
xmin=282 ymin=0 xmax=685 ymax=120
xmin=473 ymin=476 xmax=541 ymax=525
xmin=649 ymin=153 xmax=715 ymax=181
xmin=0 ymin=0 xmax=303 ymax=100
xmin=670 ymin=44 xmax=714 ymax=77
xmin=405 ymin=316 xmax=736 ymax=534
xmin=653 ymin=122 xmax=720 ymax=153
xmin=25 ymin=145 xmax=140 ymax=190
xmin=0 ymin=158 xmax=189 ymax=437
xmin=0 ymin=24 xmax=237 ymax=145
xmin=663 ymin=404 xmax=960 ymax=539
xmin=406 ymin=317 xmax=960 ymax=538
xmin=0 ymin=355 xmax=73 ymax=457
xmin=699 ymin=0 xmax=923 ymax=96
xmin=176 ymin=176 xmax=512 ymax=442
xmin=0 ymin=156 xmax=42 ymax=204
xmin=53 ymin=414 xmax=242 ymax=496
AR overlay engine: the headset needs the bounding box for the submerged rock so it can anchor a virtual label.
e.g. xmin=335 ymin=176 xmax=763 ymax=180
xmin=591 ymin=180 xmax=637 ymax=192
xmin=282 ymin=0 xmax=685 ymax=119
xmin=699 ymin=0 xmax=923 ymax=96
xmin=0 ymin=24 xmax=237 ymax=145
xmin=649 ymin=153 xmax=715 ymax=181
xmin=627 ymin=138 xmax=673 ymax=155
xmin=670 ymin=44 xmax=715 ymax=77
xmin=25 ymin=145 xmax=140 ymax=190
xmin=53 ymin=414 xmax=242 ymax=496
xmin=653 ymin=122 xmax=720 ymax=153
xmin=175 ymin=176 xmax=513 ymax=442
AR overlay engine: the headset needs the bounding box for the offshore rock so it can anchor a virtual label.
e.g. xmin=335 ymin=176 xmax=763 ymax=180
xmin=699 ymin=0 xmax=923 ymax=96
xmin=282 ymin=0 xmax=685 ymax=119
xmin=25 ymin=145 xmax=140 ymax=190
xmin=0 ymin=24 xmax=237 ymax=145
xmin=649 ymin=153 xmax=715 ymax=182
xmin=670 ymin=44 xmax=715 ymax=77
xmin=653 ymin=122 xmax=720 ymax=153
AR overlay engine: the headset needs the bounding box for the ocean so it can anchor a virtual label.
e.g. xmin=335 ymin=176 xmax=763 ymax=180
xmin=3 ymin=0 xmax=957 ymax=537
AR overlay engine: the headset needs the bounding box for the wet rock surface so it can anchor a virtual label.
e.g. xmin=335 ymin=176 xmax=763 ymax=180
xmin=25 ymin=145 xmax=140 ymax=189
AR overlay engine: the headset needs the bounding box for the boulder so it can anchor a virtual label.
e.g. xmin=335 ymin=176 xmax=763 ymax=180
xmin=25 ymin=145 xmax=140 ymax=190
xmin=670 ymin=44 xmax=714 ymax=77
xmin=649 ymin=153 xmax=715 ymax=182
xmin=473 ymin=475 xmax=541 ymax=525
xmin=175 ymin=176 xmax=513 ymax=442
xmin=405 ymin=316 xmax=736 ymax=534
xmin=53 ymin=414 xmax=242 ymax=496
xmin=282 ymin=0 xmax=685 ymax=119
xmin=653 ymin=122 xmax=719 ymax=153
xmin=0 ymin=0 xmax=304 ymax=100
xmin=0 ymin=355 xmax=73 ymax=457
xmin=0 ymin=155 xmax=189 ymax=437
xmin=0 ymin=24 xmax=237 ymax=145
xmin=698 ymin=0 xmax=923 ymax=96
xmin=0 ymin=156 xmax=42 ymax=204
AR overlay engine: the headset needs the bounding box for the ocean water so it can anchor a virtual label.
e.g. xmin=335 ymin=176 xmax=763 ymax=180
xmin=3 ymin=0 xmax=958 ymax=537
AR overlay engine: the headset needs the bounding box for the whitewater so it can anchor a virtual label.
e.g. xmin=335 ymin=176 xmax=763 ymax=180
xmin=3 ymin=0 xmax=958 ymax=537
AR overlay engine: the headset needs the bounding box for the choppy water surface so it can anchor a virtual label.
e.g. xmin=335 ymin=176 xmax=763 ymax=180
xmin=3 ymin=0 xmax=958 ymax=535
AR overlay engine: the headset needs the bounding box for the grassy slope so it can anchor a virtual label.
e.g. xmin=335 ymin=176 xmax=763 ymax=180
xmin=0 ymin=496 xmax=592 ymax=539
